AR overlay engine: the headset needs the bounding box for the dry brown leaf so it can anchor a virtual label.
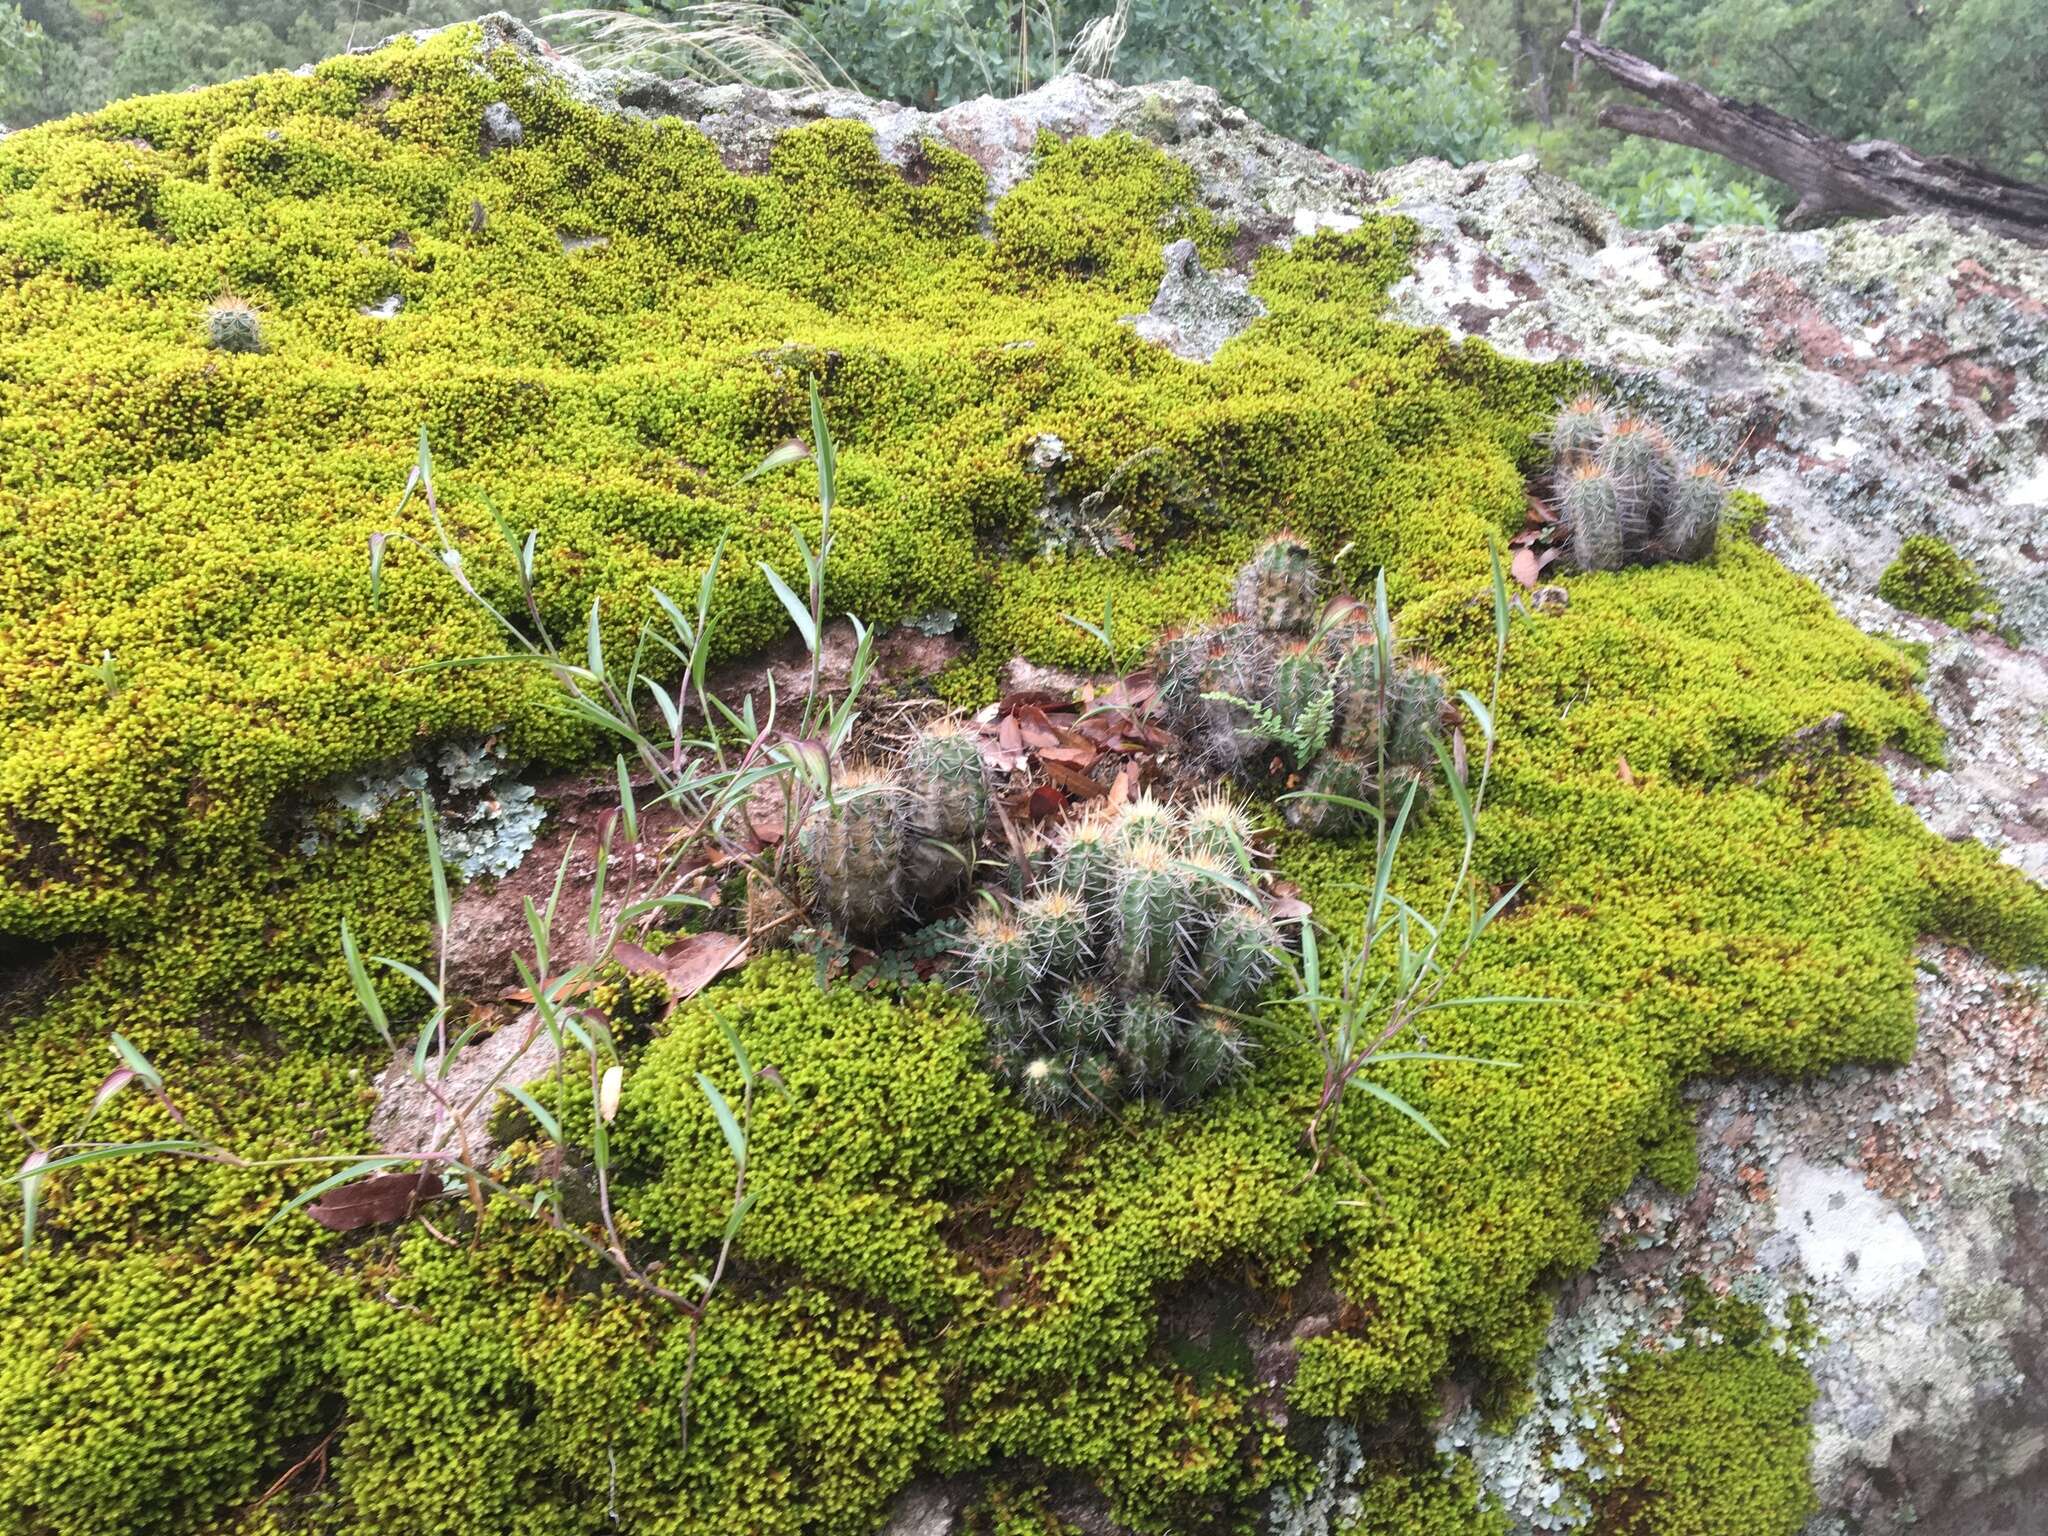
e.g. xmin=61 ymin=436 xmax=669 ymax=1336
xmin=1617 ymin=754 xmax=1638 ymax=788
xmin=1511 ymin=546 xmax=1541 ymax=591
xmin=308 ymin=1170 xmax=441 ymax=1232
xmin=614 ymin=932 xmax=750 ymax=1012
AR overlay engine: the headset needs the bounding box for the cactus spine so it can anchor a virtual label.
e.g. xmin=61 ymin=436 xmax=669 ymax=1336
xmin=1561 ymin=462 xmax=1628 ymax=573
xmin=1664 ymin=462 xmax=1726 ymax=564
xmin=901 ymin=722 xmax=989 ymax=903
xmin=1330 ymin=638 xmax=1381 ymax=750
xmin=1284 ymin=747 xmax=1373 ymax=836
xmin=1116 ymin=992 xmax=1177 ymax=1090
xmin=1110 ymin=840 xmax=1186 ymax=992
xmin=1021 ymin=889 xmax=1091 ymax=983
xmin=1549 ymin=394 xmax=1610 ymax=465
xmin=1197 ymin=904 xmax=1280 ymax=1011
xmin=1384 ymin=659 xmax=1448 ymax=767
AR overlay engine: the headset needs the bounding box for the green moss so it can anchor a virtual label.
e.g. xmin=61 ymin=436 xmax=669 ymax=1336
xmin=1338 ymin=1452 xmax=1507 ymax=1534
xmin=1590 ymin=1291 xmax=1817 ymax=1536
xmin=2 ymin=22 xmax=2045 ymax=1536
xmin=1877 ymin=535 xmax=2000 ymax=627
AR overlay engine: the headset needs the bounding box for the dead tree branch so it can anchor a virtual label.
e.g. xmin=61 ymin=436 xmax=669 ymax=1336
xmin=1561 ymin=30 xmax=2048 ymax=248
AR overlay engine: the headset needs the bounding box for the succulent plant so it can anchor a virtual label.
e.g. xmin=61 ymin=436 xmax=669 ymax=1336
xmin=1384 ymin=658 xmax=1449 ymax=767
xmin=900 ymin=722 xmax=990 ymax=903
xmin=1329 ymin=638 xmax=1381 ymax=750
xmin=963 ymin=785 xmax=1288 ymax=1116
xmin=1284 ymin=746 xmax=1374 ymax=836
xmin=1267 ymin=640 xmax=1331 ymax=767
xmin=1548 ymin=393 xmax=1610 ymax=465
xmin=1197 ymin=903 xmax=1280 ymax=1011
xmin=1110 ymin=839 xmax=1187 ymax=993
xmin=1663 ymin=462 xmax=1727 ymax=564
xmin=1021 ymin=888 xmax=1091 ymax=982
xmin=1194 ymin=622 xmax=1273 ymax=774
xmin=1552 ymin=399 xmax=1724 ymax=571
xmin=1234 ymin=532 xmax=1321 ymax=634
xmin=797 ymin=766 xmax=902 ymax=936
xmin=204 ymin=298 xmax=263 ymax=354
xmin=1115 ymin=991 xmax=1177 ymax=1090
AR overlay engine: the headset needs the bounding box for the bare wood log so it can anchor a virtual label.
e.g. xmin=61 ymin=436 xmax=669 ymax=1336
xmin=1561 ymin=30 xmax=2048 ymax=248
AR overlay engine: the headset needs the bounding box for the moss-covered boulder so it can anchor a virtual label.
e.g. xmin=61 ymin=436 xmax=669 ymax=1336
xmin=0 ymin=19 xmax=2044 ymax=1536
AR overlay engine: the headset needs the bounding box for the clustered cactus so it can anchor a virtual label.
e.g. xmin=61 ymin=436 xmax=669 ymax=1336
xmin=1549 ymin=395 xmax=1725 ymax=569
xmin=967 ymin=790 xmax=1280 ymax=1116
xmin=1152 ymin=534 xmax=1452 ymax=838
xmin=795 ymin=722 xmax=991 ymax=939
xmin=204 ymin=297 xmax=263 ymax=354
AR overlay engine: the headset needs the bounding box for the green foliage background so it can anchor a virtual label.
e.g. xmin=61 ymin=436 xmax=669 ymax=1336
xmin=2 ymin=0 xmax=2039 ymax=230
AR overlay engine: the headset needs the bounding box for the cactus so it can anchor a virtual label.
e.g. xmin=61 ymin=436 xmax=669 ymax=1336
xmin=1021 ymin=888 xmax=1091 ymax=982
xmin=797 ymin=766 xmax=901 ymax=935
xmin=1267 ymin=640 xmax=1331 ymax=767
xmin=1182 ymin=789 xmax=1257 ymax=871
xmin=1177 ymin=1014 xmax=1251 ymax=1099
xmin=1234 ymin=533 xmax=1320 ymax=634
xmin=1070 ymin=1053 xmax=1122 ymax=1114
xmin=1330 ymin=638 xmax=1381 ymax=750
xmin=1113 ymin=790 xmax=1178 ymax=851
xmin=1319 ymin=596 xmax=1375 ymax=657
xmin=1052 ymin=980 xmax=1117 ymax=1054
xmin=1663 ymin=462 xmax=1726 ymax=564
xmin=1110 ymin=839 xmax=1186 ymax=992
xmin=1384 ymin=659 xmax=1448 ymax=767
xmin=1175 ymin=847 xmax=1236 ymax=917
xmin=1197 ymin=903 xmax=1280 ymax=1011
xmin=1594 ymin=417 xmax=1671 ymax=557
xmin=1193 ymin=623 xmax=1273 ymax=773
xmin=204 ymin=298 xmax=263 ymax=354
xmin=1017 ymin=1055 xmax=1069 ymax=1115
xmin=1116 ymin=992 xmax=1177 ymax=1090
xmin=1560 ymin=462 xmax=1628 ymax=573
xmin=962 ymin=910 xmax=1035 ymax=1010
xmin=1152 ymin=625 xmax=1211 ymax=721
xmin=1284 ymin=747 xmax=1374 ymax=836
xmin=1549 ymin=393 xmax=1610 ymax=465
xmin=1050 ymin=812 xmax=1117 ymax=909
xmin=901 ymin=722 xmax=988 ymax=903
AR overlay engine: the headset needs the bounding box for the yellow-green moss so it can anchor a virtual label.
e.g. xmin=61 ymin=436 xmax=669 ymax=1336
xmin=2 ymin=21 xmax=2045 ymax=1536
xmin=1876 ymin=535 xmax=2000 ymax=628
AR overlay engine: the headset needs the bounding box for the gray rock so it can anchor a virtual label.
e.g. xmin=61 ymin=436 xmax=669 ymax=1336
xmin=1123 ymin=238 xmax=1267 ymax=362
xmin=481 ymin=99 xmax=524 ymax=150
xmin=368 ymin=1009 xmax=559 ymax=1161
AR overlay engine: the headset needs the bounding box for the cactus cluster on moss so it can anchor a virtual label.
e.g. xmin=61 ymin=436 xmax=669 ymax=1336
xmin=1549 ymin=395 xmax=1725 ymax=569
xmin=1151 ymin=534 xmax=1451 ymax=838
xmin=966 ymin=790 xmax=1280 ymax=1115
xmin=795 ymin=723 xmax=991 ymax=939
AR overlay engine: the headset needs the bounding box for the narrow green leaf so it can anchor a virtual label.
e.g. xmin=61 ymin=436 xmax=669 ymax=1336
xmin=1355 ymin=1080 xmax=1448 ymax=1146
xmin=722 ymin=1188 xmax=757 ymax=1243
xmin=741 ymin=439 xmax=810 ymax=482
xmin=341 ymin=920 xmax=393 ymax=1048
xmin=108 ymin=1033 xmax=162 ymax=1093
xmin=508 ymin=1086 xmax=562 ymax=1144
xmin=758 ymin=562 xmax=817 ymax=651
xmin=258 ymin=1156 xmax=423 ymax=1240
xmin=418 ymin=792 xmax=451 ymax=929
xmin=1489 ymin=536 xmax=1510 ymax=648
xmin=1458 ymin=690 xmax=1495 ymax=745
xmin=18 ymin=1149 xmax=47 ymax=1255
xmin=695 ymin=1074 xmax=747 ymax=1168
xmin=716 ymin=1016 xmax=753 ymax=1089
xmin=615 ymin=755 xmax=639 ymax=845
xmin=368 ymin=954 xmax=442 ymax=1006
xmin=8 ymin=1140 xmax=208 ymax=1181
xmin=585 ymin=595 xmax=605 ymax=681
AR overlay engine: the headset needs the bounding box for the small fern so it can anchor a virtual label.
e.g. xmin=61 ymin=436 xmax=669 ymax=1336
xmin=1201 ymin=682 xmax=1334 ymax=766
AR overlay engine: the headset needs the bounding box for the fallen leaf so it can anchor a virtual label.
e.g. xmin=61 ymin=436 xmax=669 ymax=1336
xmin=308 ymin=1170 xmax=441 ymax=1232
xmin=1616 ymin=754 xmax=1638 ymax=788
xmin=1511 ymin=546 xmax=1541 ymax=591
xmin=1535 ymin=546 xmax=1563 ymax=574
xmin=1025 ymin=784 xmax=1068 ymax=821
xmin=614 ymin=932 xmax=750 ymax=1011
xmin=746 ymin=787 xmax=786 ymax=846
xmin=1038 ymin=743 xmax=1099 ymax=770
xmin=1014 ymin=705 xmax=1061 ymax=751
xmin=1000 ymin=689 xmax=1075 ymax=714
xmin=998 ymin=716 xmax=1025 ymax=756
xmin=1040 ymin=760 xmax=1108 ymax=799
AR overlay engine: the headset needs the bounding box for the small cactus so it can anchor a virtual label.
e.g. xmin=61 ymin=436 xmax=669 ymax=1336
xmin=1182 ymin=789 xmax=1257 ymax=871
xmin=1197 ymin=903 xmax=1280 ymax=1011
xmin=1663 ymin=462 xmax=1726 ymax=564
xmin=1549 ymin=394 xmax=1610 ymax=465
xmin=1052 ymin=980 xmax=1117 ymax=1054
xmin=1113 ymin=790 xmax=1179 ymax=851
xmin=1070 ymin=1053 xmax=1122 ymax=1114
xmin=1018 ymin=1055 xmax=1069 ymax=1115
xmin=1152 ymin=626 xmax=1211 ymax=720
xmin=1233 ymin=533 xmax=1320 ymax=634
xmin=1176 ymin=847 xmax=1236 ymax=916
xmin=1050 ymin=812 xmax=1117 ymax=909
xmin=1193 ymin=623 xmax=1272 ymax=773
xmin=1116 ymin=992 xmax=1177 ymax=1090
xmin=1330 ymin=638 xmax=1381 ymax=750
xmin=204 ymin=297 xmax=263 ymax=354
xmin=1110 ymin=839 xmax=1186 ymax=992
xmin=1384 ymin=660 xmax=1448 ymax=767
xmin=1560 ymin=461 xmax=1628 ymax=573
xmin=963 ymin=910 xmax=1035 ymax=1010
xmin=798 ymin=766 xmax=901 ymax=936
xmin=1285 ymin=747 xmax=1374 ymax=837
xmin=901 ymin=724 xmax=989 ymax=904
xmin=1021 ymin=888 xmax=1091 ymax=982
xmin=1596 ymin=416 xmax=1676 ymax=504
xmin=1268 ymin=640 xmax=1330 ymax=767
xmin=1177 ymin=1013 xmax=1251 ymax=1099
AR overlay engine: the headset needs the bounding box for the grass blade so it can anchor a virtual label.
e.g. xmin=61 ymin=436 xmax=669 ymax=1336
xmin=695 ymin=1074 xmax=747 ymax=1168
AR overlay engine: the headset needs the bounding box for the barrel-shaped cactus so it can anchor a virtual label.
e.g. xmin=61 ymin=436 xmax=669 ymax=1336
xmin=1022 ymin=889 xmax=1091 ymax=982
xmin=1113 ymin=791 xmax=1179 ymax=851
xmin=1182 ymin=790 xmax=1258 ymax=872
xmin=1664 ymin=462 xmax=1727 ymax=564
xmin=1197 ymin=903 xmax=1281 ymax=1011
xmin=1560 ymin=462 xmax=1629 ymax=573
xmin=1330 ymin=638 xmax=1381 ymax=750
xmin=1116 ymin=991 xmax=1178 ymax=1090
xmin=1051 ymin=813 xmax=1117 ymax=909
xmin=1384 ymin=660 xmax=1449 ymax=767
xmin=1018 ymin=1055 xmax=1070 ymax=1115
xmin=1233 ymin=532 xmax=1320 ymax=634
xmin=1268 ymin=640 xmax=1330 ymax=767
xmin=1053 ymin=980 xmax=1117 ymax=1054
xmin=205 ymin=298 xmax=263 ymax=354
xmin=1110 ymin=839 xmax=1187 ymax=993
xmin=1177 ymin=1014 xmax=1251 ymax=1099
xmin=963 ymin=910 xmax=1035 ymax=1010
xmin=1284 ymin=747 xmax=1374 ymax=837
xmin=798 ymin=766 xmax=902 ymax=936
